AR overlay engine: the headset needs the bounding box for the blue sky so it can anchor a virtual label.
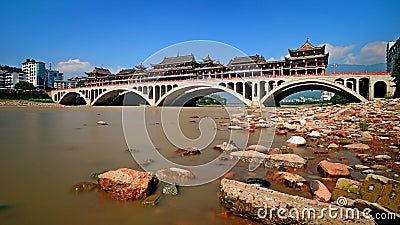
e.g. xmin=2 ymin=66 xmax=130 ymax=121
xmin=0 ymin=0 xmax=399 ymax=78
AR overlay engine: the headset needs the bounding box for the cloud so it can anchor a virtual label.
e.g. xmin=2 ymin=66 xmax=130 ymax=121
xmin=56 ymin=59 xmax=93 ymax=79
xmin=109 ymin=66 xmax=125 ymax=74
xmin=324 ymin=43 xmax=356 ymax=60
xmin=343 ymin=41 xmax=386 ymax=65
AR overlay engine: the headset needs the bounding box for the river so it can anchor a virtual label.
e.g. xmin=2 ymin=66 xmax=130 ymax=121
xmin=0 ymin=106 xmax=359 ymax=225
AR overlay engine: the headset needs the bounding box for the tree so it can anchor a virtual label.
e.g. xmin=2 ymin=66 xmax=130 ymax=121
xmin=330 ymin=93 xmax=348 ymax=104
xmin=391 ymin=57 xmax=400 ymax=98
xmin=14 ymin=81 xmax=34 ymax=90
xmin=76 ymin=80 xmax=85 ymax=87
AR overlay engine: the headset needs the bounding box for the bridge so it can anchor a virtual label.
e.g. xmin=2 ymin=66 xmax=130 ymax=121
xmin=50 ymin=72 xmax=394 ymax=107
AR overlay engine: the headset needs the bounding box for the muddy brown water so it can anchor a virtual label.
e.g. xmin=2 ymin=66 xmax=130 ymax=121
xmin=0 ymin=106 xmax=364 ymax=225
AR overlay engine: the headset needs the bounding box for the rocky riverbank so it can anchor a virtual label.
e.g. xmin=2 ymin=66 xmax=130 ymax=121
xmin=216 ymin=98 xmax=400 ymax=224
xmin=69 ymin=98 xmax=400 ymax=224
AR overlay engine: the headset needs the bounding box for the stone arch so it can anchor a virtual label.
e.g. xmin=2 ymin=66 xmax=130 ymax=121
xmin=277 ymin=80 xmax=285 ymax=86
xmin=335 ymin=78 xmax=344 ymax=85
xmin=58 ymin=91 xmax=89 ymax=105
xmin=261 ymin=78 xmax=367 ymax=107
xmin=235 ymin=82 xmax=243 ymax=95
xmin=346 ymin=78 xmax=357 ymax=91
xmin=92 ymin=88 xmax=150 ymax=106
xmin=374 ymin=81 xmax=387 ymax=98
xmin=156 ymin=83 xmax=251 ymax=106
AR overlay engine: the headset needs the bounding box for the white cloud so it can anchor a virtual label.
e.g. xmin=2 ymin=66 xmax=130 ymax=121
xmin=343 ymin=41 xmax=386 ymax=65
xmin=324 ymin=43 xmax=356 ymax=60
xmin=109 ymin=66 xmax=125 ymax=74
xmin=56 ymin=59 xmax=93 ymax=79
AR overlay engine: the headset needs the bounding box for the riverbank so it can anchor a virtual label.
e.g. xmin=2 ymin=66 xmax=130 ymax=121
xmin=0 ymin=99 xmax=62 ymax=107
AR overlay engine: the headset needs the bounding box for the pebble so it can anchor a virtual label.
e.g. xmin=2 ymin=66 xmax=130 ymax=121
xmin=361 ymin=169 xmax=375 ymax=174
xmin=354 ymin=164 xmax=370 ymax=170
xmin=374 ymin=154 xmax=391 ymax=161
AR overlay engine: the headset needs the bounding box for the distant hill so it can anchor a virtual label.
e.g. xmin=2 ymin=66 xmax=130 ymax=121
xmin=283 ymin=90 xmax=322 ymax=100
xmin=326 ymin=63 xmax=386 ymax=73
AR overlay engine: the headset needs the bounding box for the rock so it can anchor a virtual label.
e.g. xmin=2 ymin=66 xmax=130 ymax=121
xmin=309 ymin=180 xmax=331 ymax=203
xmin=155 ymin=167 xmax=195 ymax=184
xmin=343 ymin=143 xmax=370 ymax=150
xmin=371 ymin=165 xmax=388 ymax=170
xmin=219 ymin=179 xmax=374 ymax=225
xmin=339 ymin=139 xmax=353 ymax=145
xmin=360 ymin=174 xmax=400 ymax=213
xmin=308 ymin=130 xmax=321 ymax=138
xmin=162 ymin=184 xmax=179 ymax=195
xmin=362 ymin=169 xmax=375 ymax=174
xmin=266 ymin=171 xmax=305 ymax=188
xmin=245 ymin=144 xmax=268 ymax=153
xmin=285 ymin=136 xmax=307 ymax=146
xmin=375 ymin=154 xmax=391 ymax=161
xmin=354 ymin=164 xmax=370 ymax=170
xmin=97 ymin=168 xmax=158 ymax=200
xmin=284 ymin=123 xmax=298 ymax=130
xmin=331 ymin=178 xmax=362 ymax=201
xmin=214 ymin=142 xmax=239 ymax=152
xmin=264 ymin=153 xmax=307 ymax=168
xmin=317 ymin=160 xmax=350 ymax=178
xmin=275 ymin=129 xmax=288 ymax=135
xmin=142 ymin=192 xmax=161 ymax=206
xmin=244 ymin=178 xmax=271 ymax=188
xmin=327 ymin=143 xmax=339 ymax=150
xmin=228 ymin=125 xmax=244 ymax=130
xmin=71 ymin=181 xmax=99 ymax=192
xmin=361 ymin=131 xmax=373 ymax=140
xmin=174 ymin=147 xmax=201 ymax=156
xmin=267 ymin=148 xmax=282 ymax=155
xmin=189 ymin=115 xmax=199 ymax=118
xmin=358 ymin=136 xmax=371 ymax=142
xmin=96 ymin=120 xmax=108 ymax=125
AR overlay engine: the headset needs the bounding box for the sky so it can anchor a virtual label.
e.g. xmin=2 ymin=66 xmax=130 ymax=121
xmin=0 ymin=0 xmax=399 ymax=79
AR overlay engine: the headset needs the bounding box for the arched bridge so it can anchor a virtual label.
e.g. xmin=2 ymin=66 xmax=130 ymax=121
xmin=51 ymin=72 xmax=394 ymax=107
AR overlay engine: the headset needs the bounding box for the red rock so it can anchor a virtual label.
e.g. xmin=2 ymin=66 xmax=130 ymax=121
xmin=309 ymin=180 xmax=332 ymax=203
xmin=268 ymin=148 xmax=282 ymax=155
xmin=266 ymin=171 xmax=306 ymax=188
xmin=223 ymin=171 xmax=235 ymax=179
xmin=189 ymin=115 xmax=199 ymax=118
xmin=275 ymin=129 xmax=288 ymax=135
xmin=97 ymin=168 xmax=158 ymax=200
xmin=314 ymin=112 xmax=330 ymax=119
xmin=317 ymin=160 xmax=350 ymax=178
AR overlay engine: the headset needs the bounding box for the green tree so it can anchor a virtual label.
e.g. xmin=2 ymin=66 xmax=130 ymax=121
xmin=391 ymin=57 xmax=400 ymax=98
xmin=14 ymin=81 xmax=34 ymax=90
xmin=76 ymin=80 xmax=85 ymax=87
xmin=330 ymin=93 xmax=348 ymax=104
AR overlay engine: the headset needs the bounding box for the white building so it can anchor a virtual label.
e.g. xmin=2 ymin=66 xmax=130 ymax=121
xmin=387 ymin=38 xmax=400 ymax=72
xmin=54 ymin=80 xmax=67 ymax=89
xmin=321 ymin=91 xmax=335 ymax=101
xmin=22 ymin=59 xmax=46 ymax=88
xmin=0 ymin=69 xmax=26 ymax=89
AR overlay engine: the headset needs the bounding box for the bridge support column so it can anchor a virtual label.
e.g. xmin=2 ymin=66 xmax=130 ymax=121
xmin=355 ymin=78 xmax=359 ymax=93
